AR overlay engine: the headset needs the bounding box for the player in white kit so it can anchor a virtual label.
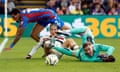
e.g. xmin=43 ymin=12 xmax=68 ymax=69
xmin=26 ymin=24 xmax=79 ymax=59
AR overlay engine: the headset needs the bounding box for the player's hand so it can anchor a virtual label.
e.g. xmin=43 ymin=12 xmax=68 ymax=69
xmin=45 ymin=43 xmax=54 ymax=49
xmin=4 ymin=47 xmax=11 ymax=51
xmin=99 ymin=54 xmax=115 ymax=62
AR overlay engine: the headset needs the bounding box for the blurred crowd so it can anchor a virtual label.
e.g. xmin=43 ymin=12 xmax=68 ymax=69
xmin=46 ymin=0 xmax=120 ymax=15
xmin=0 ymin=0 xmax=120 ymax=15
xmin=0 ymin=0 xmax=15 ymax=14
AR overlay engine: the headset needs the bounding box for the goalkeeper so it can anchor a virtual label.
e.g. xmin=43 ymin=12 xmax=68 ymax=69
xmin=51 ymin=42 xmax=115 ymax=62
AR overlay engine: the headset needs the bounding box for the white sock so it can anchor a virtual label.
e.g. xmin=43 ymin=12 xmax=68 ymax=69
xmin=28 ymin=43 xmax=41 ymax=56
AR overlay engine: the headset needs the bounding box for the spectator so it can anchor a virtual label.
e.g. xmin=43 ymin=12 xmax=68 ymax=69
xmin=7 ymin=0 xmax=16 ymax=13
xmin=46 ymin=0 xmax=56 ymax=12
xmin=68 ymin=0 xmax=76 ymax=14
xmin=92 ymin=3 xmax=106 ymax=15
xmin=108 ymin=7 xmax=118 ymax=15
xmin=59 ymin=0 xmax=69 ymax=14
xmin=81 ymin=2 xmax=91 ymax=15
xmin=93 ymin=0 xmax=104 ymax=4
xmin=103 ymin=0 xmax=117 ymax=14
xmin=70 ymin=4 xmax=83 ymax=15
xmin=46 ymin=0 xmax=119 ymax=15
xmin=0 ymin=0 xmax=5 ymax=14
xmin=54 ymin=0 xmax=61 ymax=9
xmin=56 ymin=7 xmax=64 ymax=15
xmin=62 ymin=6 xmax=69 ymax=14
xmin=116 ymin=2 xmax=120 ymax=15
xmin=60 ymin=0 xmax=68 ymax=8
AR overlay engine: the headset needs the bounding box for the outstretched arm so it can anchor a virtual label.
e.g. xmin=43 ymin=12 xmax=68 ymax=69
xmin=98 ymin=44 xmax=115 ymax=56
xmin=6 ymin=16 xmax=29 ymax=50
xmin=5 ymin=26 xmax=25 ymax=50
xmin=53 ymin=46 xmax=77 ymax=57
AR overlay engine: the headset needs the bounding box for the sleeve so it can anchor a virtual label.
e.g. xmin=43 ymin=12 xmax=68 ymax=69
xmin=39 ymin=36 xmax=50 ymax=47
xmin=38 ymin=37 xmax=44 ymax=46
xmin=98 ymin=44 xmax=115 ymax=56
xmin=81 ymin=57 xmax=102 ymax=62
xmin=19 ymin=16 xmax=28 ymax=28
xmin=53 ymin=46 xmax=73 ymax=56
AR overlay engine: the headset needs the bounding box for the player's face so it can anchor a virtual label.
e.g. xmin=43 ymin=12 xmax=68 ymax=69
xmin=50 ymin=26 xmax=57 ymax=35
xmin=84 ymin=45 xmax=93 ymax=56
xmin=11 ymin=13 xmax=20 ymax=21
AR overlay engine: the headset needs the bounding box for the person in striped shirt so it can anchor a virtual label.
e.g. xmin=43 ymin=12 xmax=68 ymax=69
xmin=5 ymin=8 xmax=70 ymax=50
xmin=26 ymin=24 xmax=78 ymax=59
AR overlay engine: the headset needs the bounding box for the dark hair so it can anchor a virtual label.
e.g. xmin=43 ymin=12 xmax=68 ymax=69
xmin=83 ymin=42 xmax=92 ymax=48
xmin=10 ymin=8 xmax=20 ymax=15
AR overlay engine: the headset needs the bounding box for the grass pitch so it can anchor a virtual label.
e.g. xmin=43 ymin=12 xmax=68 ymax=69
xmin=0 ymin=38 xmax=120 ymax=72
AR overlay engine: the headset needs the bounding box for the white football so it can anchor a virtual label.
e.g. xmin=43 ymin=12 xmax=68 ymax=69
xmin=45 ymin=54 xmax=59 ymax=66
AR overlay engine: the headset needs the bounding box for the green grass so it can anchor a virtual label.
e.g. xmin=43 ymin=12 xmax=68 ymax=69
xmin=0 ymin=38 xmax=120 ymax=72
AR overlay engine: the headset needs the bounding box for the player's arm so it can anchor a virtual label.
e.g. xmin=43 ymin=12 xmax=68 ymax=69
xmin=5 ymin=17 xmax=28 ymax=50
xmin=53 ymin=46 xmax=77 ymax=57
xmin=97 ymin=44 xmax=115 ymax=62
xmin=98 ymin=44 xmax=115 ymax=56
xmin=9 ymin=25 xmax=25 ymax=48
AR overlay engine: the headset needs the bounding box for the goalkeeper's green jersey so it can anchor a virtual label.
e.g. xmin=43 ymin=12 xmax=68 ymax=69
xmin=53 ymin=44 xmax=115 ymax=62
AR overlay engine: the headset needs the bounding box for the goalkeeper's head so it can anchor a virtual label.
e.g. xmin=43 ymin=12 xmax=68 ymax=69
xmin=83 ymin=42 xmax=93 ymax=56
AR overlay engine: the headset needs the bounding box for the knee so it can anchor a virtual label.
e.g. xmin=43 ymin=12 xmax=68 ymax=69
xmin=30 ymin=33 xmax=37 ymax=38
xmin=30 ymin=33 xmax=34 ymax=38
xmin=61 ymin=24 xmax=70 ymax=30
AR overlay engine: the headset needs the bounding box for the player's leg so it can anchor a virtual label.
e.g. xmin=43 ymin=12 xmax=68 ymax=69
xmin=70 ymin=27 xmax=87 ymax=34
xmin=56 ymin=27 xmax=87 ymax=36
xmin=42 ymin=44 xmax=63 ymax=59
xmin=57 ymin=27 xmax=95 ymax=44
xmin=31 ymin=24 xmax=45 ymax=42
xmin=70 ymin=27 xmax=95 ymax=44
xmin=61 ymin=23 xmax=70 ymax=30
xmin=43 ymin=43 xmax=53 ymax=57
xmin=82 ymin=28 xmax=95 ymax=44
xmin=26 ymin=42 xmax=41 ymax=59
xmin=62 ymin=38 xmax=79 ymax=50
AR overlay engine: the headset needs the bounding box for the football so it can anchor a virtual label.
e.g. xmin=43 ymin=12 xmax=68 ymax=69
xmin=45 ymin=54 xmax=59 ymax=66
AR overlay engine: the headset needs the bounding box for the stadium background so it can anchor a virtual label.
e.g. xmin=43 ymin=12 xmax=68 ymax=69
xmin=0 ymin=0 xmax=120 ymax=72
xmin=0 ymin=0 xmax=120 ymax=38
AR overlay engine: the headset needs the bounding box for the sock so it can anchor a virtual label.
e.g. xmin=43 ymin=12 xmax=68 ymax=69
xmin=70 ymin=27 xmax=87 ymax=34
xmin=29 ymin=43 xmax=41 ymax=56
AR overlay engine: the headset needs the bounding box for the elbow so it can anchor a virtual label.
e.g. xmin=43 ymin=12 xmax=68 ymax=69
xmin=16 ymin=33 xmax=22 ymax=40
xmin=110 ymin=46 xmax=115 ymax=51
xmin=16 ymin=35 xmax=21 ymax=40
